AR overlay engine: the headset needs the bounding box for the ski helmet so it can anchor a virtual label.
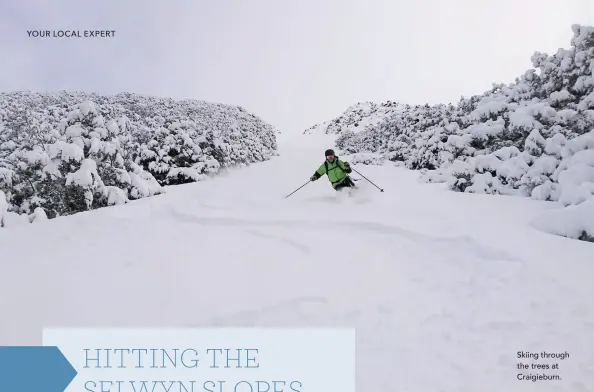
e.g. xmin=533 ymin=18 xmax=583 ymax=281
xmin=325 ymin=149 xmax=335 ymax=157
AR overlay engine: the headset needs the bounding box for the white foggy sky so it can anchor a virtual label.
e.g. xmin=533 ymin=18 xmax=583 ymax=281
xmin=0 ymin=0 xmax=593 ymax=134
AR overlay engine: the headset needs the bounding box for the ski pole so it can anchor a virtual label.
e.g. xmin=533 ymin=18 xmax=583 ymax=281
xmin=352 ymin=167 xmax=384 ymax=192
xmin=285 ymin=180 xmax=311 ymax=198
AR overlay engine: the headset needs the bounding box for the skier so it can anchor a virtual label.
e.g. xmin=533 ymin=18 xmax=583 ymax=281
xmin=310 ymin=149 xmax=356 ymax=191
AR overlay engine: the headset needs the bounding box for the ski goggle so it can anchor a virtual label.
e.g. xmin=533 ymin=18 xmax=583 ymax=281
xmin=326 ymin=155 xmax=334 ymax=159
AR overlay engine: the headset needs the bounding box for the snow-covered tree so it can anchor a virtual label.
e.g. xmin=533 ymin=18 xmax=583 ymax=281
xmin=0 ymin=91 xmax=278 ymax=223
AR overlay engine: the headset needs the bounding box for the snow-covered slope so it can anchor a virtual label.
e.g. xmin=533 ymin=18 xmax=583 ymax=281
xmin=303 ymin=101 xmax=405 ymax=135
xmin=304 ymin=24 xmax=594 ymax=242
xmin=0 ymin=91 xmax=277 ymax=223
xmin=1 ymin=132 xmax=592 ymax=391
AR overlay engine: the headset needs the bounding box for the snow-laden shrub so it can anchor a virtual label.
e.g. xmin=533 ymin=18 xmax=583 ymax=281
xmin=343 ymin=152 xmax=387 ymax=166
xmin=306 ymin=24 xmax=594 ymax=242
xmin=531 ymin=198 xmax=594 ymax=242
xmin=0 ymin=92 xmax=277 ymax=225
xmin=303 ymin=101 xmax=405 ymax=135
xmin=0 ymin=190 xmax=7 ymax=227
xmin=30 ymin=206 xmax=48 ymax=223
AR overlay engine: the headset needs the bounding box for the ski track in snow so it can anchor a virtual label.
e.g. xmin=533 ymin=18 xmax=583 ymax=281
xmin=1 ymin=132 xmax=593 ymax=391
xmin=168 ymin=206 xmax=520 ymax=263
xmin=243 ymin=229 xmax=312 ymax=255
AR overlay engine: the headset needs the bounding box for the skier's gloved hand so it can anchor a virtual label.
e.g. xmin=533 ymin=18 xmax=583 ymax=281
xmin=344 ymin=162 xmax=352 ymax=173
xmin=310 ymin=175 xmax=318 ymax=181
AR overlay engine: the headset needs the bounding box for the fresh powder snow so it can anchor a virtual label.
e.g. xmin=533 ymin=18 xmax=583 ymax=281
xmin=0 ymin=132 xmax=592 ymax=391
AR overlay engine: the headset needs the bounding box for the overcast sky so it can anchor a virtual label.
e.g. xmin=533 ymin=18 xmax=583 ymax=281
xmin=0 ymin=0 xmax=593 ymax=134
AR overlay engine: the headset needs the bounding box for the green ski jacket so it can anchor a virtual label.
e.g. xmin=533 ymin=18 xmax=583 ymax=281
xmin=311 ymin=157 xmax=352 ymax=188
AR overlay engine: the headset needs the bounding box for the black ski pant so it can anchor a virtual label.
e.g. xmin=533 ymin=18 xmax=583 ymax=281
xmin=334 ymin=176 xmax=356 ymax=191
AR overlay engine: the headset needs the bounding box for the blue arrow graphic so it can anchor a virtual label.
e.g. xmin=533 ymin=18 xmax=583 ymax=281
xmin=0 ymin=346 xmax=77 ymax=392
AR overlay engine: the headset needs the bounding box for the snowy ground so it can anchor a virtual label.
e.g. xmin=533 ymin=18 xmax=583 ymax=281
xmin=1 ymin=132 xmax=593 ymax=391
